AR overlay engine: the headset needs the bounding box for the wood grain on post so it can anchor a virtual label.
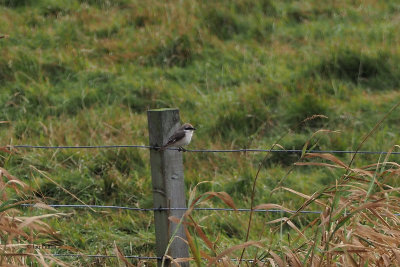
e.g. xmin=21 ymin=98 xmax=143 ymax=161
xmin=147 ymin=108 xmax=189 ymax=267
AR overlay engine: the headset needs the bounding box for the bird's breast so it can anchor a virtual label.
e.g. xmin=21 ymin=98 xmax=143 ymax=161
xmin=183 ymin=131 xmax=193 ymax=144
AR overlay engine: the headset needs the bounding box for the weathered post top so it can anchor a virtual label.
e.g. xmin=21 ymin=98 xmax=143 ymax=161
xmin=148 ymin=108 xmax=181 ymax=148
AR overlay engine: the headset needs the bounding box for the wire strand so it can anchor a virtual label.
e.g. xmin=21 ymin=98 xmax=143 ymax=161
xmin=21 ymin=204 xmax=400 ymax=216
xmin=46 ymin=254 xmax=160 ymax=260
xmin=46 ymin=254 xmax=261 ymax=262
xmin=20 ymin=204 xmax=321 ymax=214
xmin=11 ymin=145 xmax=153 ymax=149
xmin=8 ymin=145 xmax=400 ymax=155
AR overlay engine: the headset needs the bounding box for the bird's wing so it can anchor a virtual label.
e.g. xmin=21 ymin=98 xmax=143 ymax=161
xmin=163 ymin=130 xmax=185 ymax=147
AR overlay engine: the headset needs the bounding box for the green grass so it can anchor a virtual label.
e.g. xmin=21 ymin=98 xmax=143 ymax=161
xmin=1 ymin=0 xmax=400 ymax=265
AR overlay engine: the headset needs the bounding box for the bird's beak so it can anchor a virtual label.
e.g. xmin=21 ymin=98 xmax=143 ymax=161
xmin=193 ymin=127 xmax=197 ymax=130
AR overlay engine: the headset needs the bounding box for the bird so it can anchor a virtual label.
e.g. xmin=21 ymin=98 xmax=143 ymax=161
xmin=160 ymin=123 xmax=196 ymax=152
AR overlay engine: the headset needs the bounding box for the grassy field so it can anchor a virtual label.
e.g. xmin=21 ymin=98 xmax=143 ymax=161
xmin=1 ymin=0 xmax=400 ymax=265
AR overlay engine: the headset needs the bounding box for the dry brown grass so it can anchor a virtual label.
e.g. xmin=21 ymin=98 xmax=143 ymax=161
xmin=162 ymin=149 xmax=400 ymax=266
xmin=268 ymin=150 xmax=400 ymax=266
xmin=0 ymin=166 xmax=70 ymax=266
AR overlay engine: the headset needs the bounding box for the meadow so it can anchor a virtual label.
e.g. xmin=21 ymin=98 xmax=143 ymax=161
xmin=1 ymin=0 xmax=400 ymax=265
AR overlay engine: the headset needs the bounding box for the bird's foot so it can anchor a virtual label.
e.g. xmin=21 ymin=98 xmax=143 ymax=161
xmin=178 ymin=147 xmax=187 ymax=152
xmin=152 ymin=144 xmax=161 ymax=151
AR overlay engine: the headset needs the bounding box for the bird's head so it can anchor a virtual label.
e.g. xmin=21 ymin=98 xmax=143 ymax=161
xmin=182 ymin=123 xmax=196 ymax=132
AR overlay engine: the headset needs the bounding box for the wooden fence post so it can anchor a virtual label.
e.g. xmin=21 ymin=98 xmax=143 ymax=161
xmin=147 ymin=108 xmax=189 ymax=267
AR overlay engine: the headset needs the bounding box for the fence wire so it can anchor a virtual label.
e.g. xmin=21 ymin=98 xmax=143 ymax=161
xmin=20 ymin=204 xmax=322 ymax=214
xmin=47 ymin=254 xmax=159 ymax=260
xmin=46 ymin=253 xmax=261 ymax=262
xmin=8 ymin=144 xmax=400 ymax=155
xmin=21 ymin=203 xmax=400 ymax=217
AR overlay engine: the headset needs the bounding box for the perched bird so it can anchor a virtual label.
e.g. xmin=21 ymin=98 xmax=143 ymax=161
xmin=160 ymin=123 xmax=196 ymax=151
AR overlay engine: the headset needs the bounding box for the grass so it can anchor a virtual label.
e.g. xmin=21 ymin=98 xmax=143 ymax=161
xmin=0 ymin=0 xmax=400 ymax=265
xmin=0 ymin=164 xmax=69 ymax=266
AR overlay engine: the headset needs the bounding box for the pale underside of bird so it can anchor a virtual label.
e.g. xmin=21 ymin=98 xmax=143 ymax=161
xmin=160 ymin=123 xmax=196 ymax=151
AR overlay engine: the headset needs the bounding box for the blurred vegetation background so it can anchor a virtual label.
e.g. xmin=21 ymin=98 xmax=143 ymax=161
xmin=0 ymin=0 xmax=400 ymax=265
